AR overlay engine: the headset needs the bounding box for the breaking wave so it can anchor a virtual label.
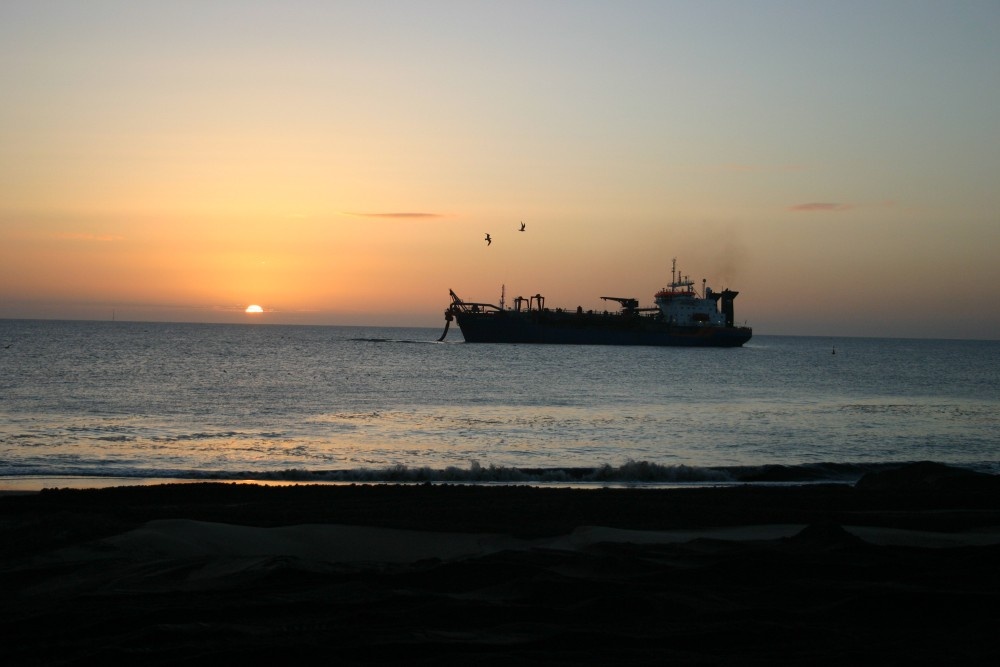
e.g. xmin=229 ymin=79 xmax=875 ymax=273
xmin=214 ymin=460 xmax=913 ymax=485
xmin=9 ymin=460 xmax=993 ymax=489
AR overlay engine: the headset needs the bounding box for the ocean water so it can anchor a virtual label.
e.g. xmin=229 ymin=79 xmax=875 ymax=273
xmin=1 ymin=319 xmax=998 ymax=488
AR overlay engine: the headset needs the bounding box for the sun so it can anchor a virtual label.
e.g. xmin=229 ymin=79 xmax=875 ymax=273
xmin=245 ymin=304 xmax=264 ymax=314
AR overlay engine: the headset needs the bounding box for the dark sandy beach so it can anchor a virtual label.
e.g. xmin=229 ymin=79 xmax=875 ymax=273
xmin=3 ymin=462 xmax=1000 ymax=665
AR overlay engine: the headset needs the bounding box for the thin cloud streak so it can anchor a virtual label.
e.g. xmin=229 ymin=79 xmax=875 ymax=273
xmin=344 ymin=212 xmax=446 ymax=219
xmin=720 ymin=163 xmax=808 ymax=173
xmin=789 ymin=203 xmax=853 ymax=212
xmin=51 ymin=232 xmax=126 ymax=241
xmin=789 ymin=201 xmax=897 ymax=213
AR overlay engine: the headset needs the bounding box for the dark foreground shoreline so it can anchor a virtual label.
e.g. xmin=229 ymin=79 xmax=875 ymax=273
xmin=3 ymin=462 xmax=1000 ymax=665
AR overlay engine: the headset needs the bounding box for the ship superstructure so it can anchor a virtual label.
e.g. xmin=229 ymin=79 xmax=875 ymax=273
xmin=653 ymin=259 xmax=741 ymax=329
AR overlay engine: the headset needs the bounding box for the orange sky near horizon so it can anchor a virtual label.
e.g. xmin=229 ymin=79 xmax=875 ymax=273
xmin=2 ymin=2 xmax=999 ymax=339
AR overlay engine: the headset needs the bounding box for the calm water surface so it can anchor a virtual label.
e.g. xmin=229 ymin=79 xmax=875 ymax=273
xmin=1 ymin=319 xmax=997 ymax=487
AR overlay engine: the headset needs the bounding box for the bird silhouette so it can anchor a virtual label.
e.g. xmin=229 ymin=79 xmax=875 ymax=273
xmin=519 ymin=221 xmax=525 ymax=232
xmin=485 ymin=233 xmax=492 ymax=246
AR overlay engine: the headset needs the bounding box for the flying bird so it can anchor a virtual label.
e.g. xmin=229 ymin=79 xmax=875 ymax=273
xmin=519 ymin=221 xmax=526 ymax=232
xmin=485 ymin=233 xmax=492 ymax=246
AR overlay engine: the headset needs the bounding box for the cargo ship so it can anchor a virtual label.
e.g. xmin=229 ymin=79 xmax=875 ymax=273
xmin=440 ymin=259 xmax=752 ymax=347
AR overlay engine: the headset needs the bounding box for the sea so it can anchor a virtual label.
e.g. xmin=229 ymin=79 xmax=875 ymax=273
xmin=1 ymin=319 xmax=998 ymax=491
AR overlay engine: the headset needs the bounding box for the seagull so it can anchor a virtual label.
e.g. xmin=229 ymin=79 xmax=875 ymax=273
xmin=485 ymin=233 xmax=492 ymax=246
xmin=519 ymin=221 xmax=525 ymax=232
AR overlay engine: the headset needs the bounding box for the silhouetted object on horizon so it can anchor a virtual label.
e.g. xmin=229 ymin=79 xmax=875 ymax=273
xmin=441 ymin=258 xmax=752 ymax=347
xmin=485 ymin=233 xmax=492 ymax=246
xmin=519 ymin=221 xmax=525 ymax=232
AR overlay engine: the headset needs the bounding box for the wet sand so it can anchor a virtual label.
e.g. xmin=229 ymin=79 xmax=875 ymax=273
xmin=3 ymin=462 xmax=999 ymax=665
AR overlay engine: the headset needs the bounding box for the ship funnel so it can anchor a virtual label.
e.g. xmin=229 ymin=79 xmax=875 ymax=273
xmin=720 ymin=289 xmax=739 ymax=327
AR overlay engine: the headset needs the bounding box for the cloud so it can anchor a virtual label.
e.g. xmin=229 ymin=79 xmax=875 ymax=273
xmin=344 ymin=212 xmax=445 ymax=219
xmin=788 ymin=202 xmax=853 ymax=212
xmin=789 ymin=201 xmax=898 ymax=213
xmin=51 ymin=232 xmax=125 ymax=241
xmin=664 ymin=163 xmax=808 ymax=174
xmin=720 ymin=163 xmax=807 ymax=173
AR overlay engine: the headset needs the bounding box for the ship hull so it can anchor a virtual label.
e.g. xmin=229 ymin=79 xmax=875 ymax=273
xmin=454 ymin=311 xmax=751 ymax=347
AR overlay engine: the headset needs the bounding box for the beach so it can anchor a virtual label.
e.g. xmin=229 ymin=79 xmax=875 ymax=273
xmin=3 ymin=462 xmax=1000 ymax=665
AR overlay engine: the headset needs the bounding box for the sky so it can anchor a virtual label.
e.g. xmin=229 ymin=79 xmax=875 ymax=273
xmin=2 ymin=0 xmax=999 ymax=339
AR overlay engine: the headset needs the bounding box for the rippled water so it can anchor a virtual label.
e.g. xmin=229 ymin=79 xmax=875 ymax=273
xmin=1 ymin=319 xmax=997 ymax=486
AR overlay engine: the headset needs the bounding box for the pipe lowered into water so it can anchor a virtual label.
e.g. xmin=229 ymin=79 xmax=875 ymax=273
xmin=437 ymin=311 xmax=453 ymax=341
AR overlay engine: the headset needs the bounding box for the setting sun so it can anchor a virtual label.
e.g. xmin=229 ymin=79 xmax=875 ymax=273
xmin=245 ymin=304 xmax=264 ymax=314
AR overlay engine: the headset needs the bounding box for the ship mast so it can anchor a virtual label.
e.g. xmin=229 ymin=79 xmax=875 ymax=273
xmin=669 ymin=258 xmax=695 ymax=293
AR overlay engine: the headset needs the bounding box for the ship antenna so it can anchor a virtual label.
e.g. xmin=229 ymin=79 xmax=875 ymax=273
xmin=500 ymin=284 xmax=505 ymax=310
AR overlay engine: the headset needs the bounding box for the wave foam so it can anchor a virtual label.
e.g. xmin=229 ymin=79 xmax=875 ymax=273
xmin=6 ymin=461 xmax=996 ymax=489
